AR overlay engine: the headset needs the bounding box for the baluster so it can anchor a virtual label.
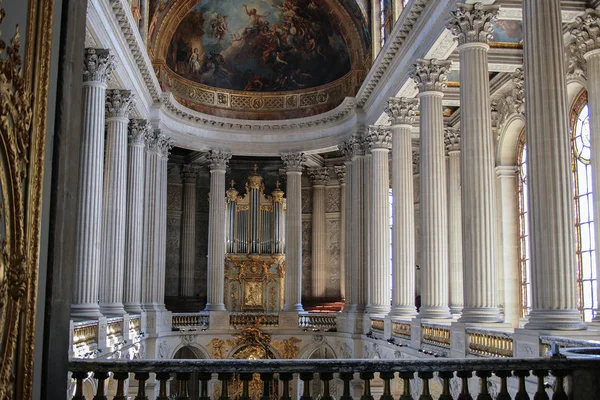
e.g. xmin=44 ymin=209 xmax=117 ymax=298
xmin=320 ymin=372 xmax=334 ymax=400
xmin=93 ymin=371 xmax=109 ymax=400
xmin=438 ymin=371 xmax=454 ymax=400
xmin=134 ymin=372 xmax=149 ymax=400
xmin=113 ymin=372 xmax=129 ymax=400
xmin=476 ymin=371 xmax=493 ymax=400
xmin=379 ymin=372 xmax=394 ymax=400
xmin=514 ymin=370 xmax=531 ymax=400
xmin=360 ymin=372 xmax=374 ymax=400
xmin=340 ymin=372 xmax=354 ymax=400
xmin=260 ymin=373 xmax=274 ymax=400
xmin=219 ymin=373 xmax=233 ymax=400
xmin=175 ymin=372 xmax=191 ymax=400
xmin=457 ymin=371 xmax=473 ymax=400
xmin=198 ymin=373 xmax=212 ymax=400
xmin=156 ymin=372 xmax=171 ymax=400
xmin=550 ymin=370 xmax=568 ymax=400
xmin=239 ymin=373 xmax=253 ymax=400
xmin=417 ymin=372 xmax=433 ymax=400
xmin=300 ymin=373 xmax=314 ymax=400
xmin=71 ymin=371 xmax=88 ymax=400
xmin=279 ymin=373 xmax=293 ymax=400
xmin=399 ymin=371 xmax=415 ymax=400
xmin=532 ymin=370 xmax=549 ymax=400
xmin=494 ymin=370 xmax=512 ymax=400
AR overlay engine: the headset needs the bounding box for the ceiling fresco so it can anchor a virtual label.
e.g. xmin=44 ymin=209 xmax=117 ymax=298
xmin=166 ymin=0 xmax=352 ymax=92
xmin=489 ymin=20 xmax=523 ymax=48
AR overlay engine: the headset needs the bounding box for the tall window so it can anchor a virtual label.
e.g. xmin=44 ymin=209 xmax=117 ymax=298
xmin=517 ymin=90 xmax=598 ymax=321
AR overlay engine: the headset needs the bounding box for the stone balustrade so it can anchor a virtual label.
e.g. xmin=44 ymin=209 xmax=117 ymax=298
xmin=172 ymin=313 xmax=210 ymax=330
xmin=229 ymin=313 xmax=279 ymax=328
xmin=422 ymin=324 xmax=451 ymax=350
xmin=68 ymin=357 xmax=600 ymax=399
xmin=298 ymin=314 xmax=337 ymax=331
xmin=468 ymin=329 xmax=514 ymax=358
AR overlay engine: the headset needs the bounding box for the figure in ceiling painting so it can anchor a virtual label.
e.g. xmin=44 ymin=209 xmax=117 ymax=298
xmin=166 ymin=0 xmax=352 ymax=92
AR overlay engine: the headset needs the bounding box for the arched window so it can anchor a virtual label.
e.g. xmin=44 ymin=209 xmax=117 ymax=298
xmin=517 ymin=90 xmax=597 ymax=321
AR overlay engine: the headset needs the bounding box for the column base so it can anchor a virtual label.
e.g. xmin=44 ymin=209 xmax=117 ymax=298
xmin=123 ymin=303 xmax=144 ymax=315
xmin=524 ymin=309 xmax=587 ymax=331
xmin=204 ymin=303 xmax=226 ymax=312
xmin=458 ymin=307 xmax=503 ymax=323
xmin=418 ymin=306 xmax=451 ymax=319
xmin=389 ymin=306 xmax=418 ymax=318
xmin=449 ymin=305 xmax=463 ymax=315
xmin=282 ymin=303 xmax=304 ymax=312
xmin=368 ymin=305 xmax=391 ymax=317
xmin=71 ymin=303 xmax=103 ymax=320
xmin=99 ymin=302 xmax=127 ymax=317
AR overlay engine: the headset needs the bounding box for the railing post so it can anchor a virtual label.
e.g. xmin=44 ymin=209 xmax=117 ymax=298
xmin=219 ymin=373 xmax=233 ymax=400
xmin=399 ymin=371 xmax=415 ymax=400
xmin=475 ymin=371 xmax=493 ymax=400
xmin=198 ymin=373 xmax=212 ymax=400
xmin=339 ymin=372 xmax=354 ymax=400
xmin=320 ymin=372 xmax=334 ymax=400
xmin=260 ymin=373 xmax=274 ymax=400
xmin=379 ymin=372 xmax=394 ymax=400
xmin=493 ymin=370 xmax=512 ymax=400
xmin=359 ymin=372 xmax=374 ymax=400
xmin=551 ymin=370 xmax=569 ymax=400
xmin=71 ymin=371 xmax=88 ymax=400
xmin=300 ymin=373 xmax=314 ymax=400
xmin=417 ymin=371 xmax=433 ymax=400
xmin=457 ymin=371 xmax=473 ymax=400
xmin=438 ymin=371 xmax=454 ymax=400
xmin=532 ymin=370 xmax=549 ymax=400
xmin=156 ymin=372 xmax=171 ymax=400
xmin=93 ymin=371 xmax=109 ymax=400
xmin=514 ymin=370 xmax=530 ymax=400
xmin=175 ymin=372 xmax=191 ymax=400
xmin=239 ymin=373 xmax=253 ymax=400
xmin=113 ymin=372 xmax=129 ymax=400
xmin=134 ymin=372 xmax=150 ymax=400
xmin=279 ymin=373 xmax=293 ymax=400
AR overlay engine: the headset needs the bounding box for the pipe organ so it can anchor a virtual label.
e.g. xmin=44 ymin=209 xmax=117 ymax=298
xmin=224 ymin=166 xmax=286 ymax=312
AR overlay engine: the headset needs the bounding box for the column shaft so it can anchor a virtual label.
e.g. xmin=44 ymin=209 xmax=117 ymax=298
xmin=523 ymin=0 xmax=584 ymax=329
xmin=353 ymin=153 xmax=367 ymax=310
xmin=336 ymin=167 xmax=347 ymax=301
xmin=447 ymin=147 xmax=463 ymax=315
xmin=341 ymin=157 xmax=354 ymax=311
xmin=181 ymin=166 xmax=199 ymax=297
xmin=363 ymin=150 xmax=373 ymax=310
xmin=309 ymin=168 xmax=329 ymax=298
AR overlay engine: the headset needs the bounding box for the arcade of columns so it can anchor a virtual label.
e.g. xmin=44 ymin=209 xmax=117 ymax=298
xmin=71 ymin=1 xmax=600 ymax=332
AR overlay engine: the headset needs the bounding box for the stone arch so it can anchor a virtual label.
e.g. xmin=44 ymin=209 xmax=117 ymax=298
xmin=171 ymin=343 xmax=210 ymax=360
xmin=496 ymin=113 xmax=525 ymax=166
xmin=567 ymin=77 xmax=587 ymax=112
xmin=297 ymin=338 xmax=338 ymax=359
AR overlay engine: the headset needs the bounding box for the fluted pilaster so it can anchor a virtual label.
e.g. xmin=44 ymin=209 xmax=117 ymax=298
xmin=339 ymin=140 xmax=356 ymax=311
xmin=181 ymin=165 xmax=201 ymax=297
xmin=99 ymin=89 xmax=135 ymax=316
xmin=386 ymin=98 xmax=418 ymax=317
xmin=523 ymin=0 xmax=585 ymax=329
xmin=281 ymin=153 xmax=306 ymax=311
xmin=72 ymin=48 xmax=116 ymax=319
xmin=569 ymin=10 xmax=600 ymax=322
xmin=308 ymin=167 xmax=330 ymax=298
xmin=365 ymin=126 xmax=392 ymax=316
xmin=205 ymin=151 xmax=232 ymax=311
xmin=362 ymin=134 xmax=373 ymax=311
xmin=123 ymin=119 xmax=150 ymax=314
xmin=411 ymin=59 xmax=452 ymax=319
xmin=444 ymin=127 xmax=464 ymax=315
xmin=335 ymin=166 xmax=347 ymax=301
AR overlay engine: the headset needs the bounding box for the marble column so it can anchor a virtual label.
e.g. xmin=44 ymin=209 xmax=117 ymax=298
xmin=99 ymin=89 xmax=135 ymax=316
xmin=363 ymin=135 xmax=373 ymax=311
xmin=308 ymin=167 xmax=330 ymax=298
xmin=385 ymin=98 xmax=418 ymax=317
xmin=569 ymin=10 xmax=600 ymax=322
xmin=142 ymin=130 xmax=173 ymax=311
xmin=522 ymin=0 xmax=585 ymax=329
xmin=365 ymin=126 xmax=392 ymax=316
xmin=180 ymin=165 xmax=201 ymax=297
xmin=448 ymin=2 xmax=502 ymax=323
xmin=204 ymin=151 xmax=232 ymax=311
xmin=282 ymin=153 xmax=306 ymax=312
xmin=123 ymin=119 xmax=150 ymax=314
xmin=411 ymin=59 xmax=452 ymax=319
xmin=444 ymin=127 xmax=464 ymax=316
xmin=340 ymin=140 xmax=356 ymax=311
xmin=335 ymin=166 xmax=347 ymax=301
xmin=351 ymin=137 xmax=368 ymax=311
xmin=72 ymin=48 xmax=115 ymax=319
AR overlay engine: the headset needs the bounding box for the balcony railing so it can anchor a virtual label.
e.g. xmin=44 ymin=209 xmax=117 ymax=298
xmin=229 ymin=313 xmax=279 ymax=328
xmin=298 ymin=314 xmax=336 ymax=331
xmin=68 ymin=357 xmax=600 ymax=399
xmin=468 ymin=329 xmax=514 ymax=358
xmin=172 ymin=313 xmax=210 ymax=331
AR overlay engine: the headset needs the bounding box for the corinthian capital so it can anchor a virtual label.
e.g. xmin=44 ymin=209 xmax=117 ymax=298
xmin=182 ymin=164 xmax=202 ymax=182
xmin=281 ymin=152 xmax=306 ymax=173
xmin=568 ymin=10 xmax=600 ymax=56
xmin=444 ymin=127 xmax=461 ymax=153
xmin=106 ymin=89 xmax=135 ymax=119
xmin=385 ymin=97 xmax=418 ymax=126
xmin=207 ymin=150 xmax=232 ymax=171
xmin=308 ymin=167 xmax=330 ymax=186
xmin=365 ymin=126 xmax=392 ymax=150
xmin=334 ymin=166 xmax=346 ymax=184
xmin=83 ymin=48 xmax=116 ymax=83
xmin=147 ymin=130 xmax=174 ymax=157
xmin=411 ymin=59 xmax=452 ymax=93
xmin=339 ymin=136 xmax=364 ymax=160
xmin=128 ymin=119 xmax=152 ymax=145
xmin=447 ymin=2 xmax=499 ymax=46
